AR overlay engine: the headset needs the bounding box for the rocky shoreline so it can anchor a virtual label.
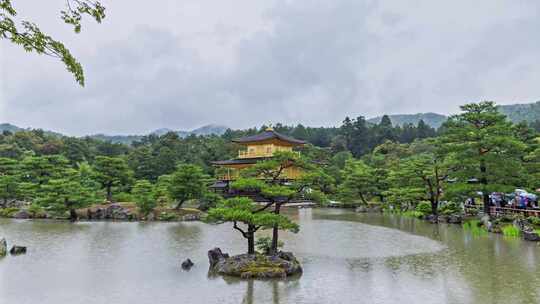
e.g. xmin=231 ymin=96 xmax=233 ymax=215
xmin=0 ymin=203 xmax=203 ymax=222
xmin=351 ymin=203 xmax=540 ymax=243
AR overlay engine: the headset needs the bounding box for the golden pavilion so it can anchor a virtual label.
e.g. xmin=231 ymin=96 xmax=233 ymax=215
xmin=212 ymin=128 xmax=306 ymax=184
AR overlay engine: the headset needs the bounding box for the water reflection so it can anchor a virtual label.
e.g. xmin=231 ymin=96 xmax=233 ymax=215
xmin=325 ymin=211 xmax=540 ymax=304
xmin=1 ymin=210 xmax=540 ymax=304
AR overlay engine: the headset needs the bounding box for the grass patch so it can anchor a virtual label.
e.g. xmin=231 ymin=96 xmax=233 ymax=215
xmin=463 ymin=220 xmax=488 ymax=236
xmin=502 ymin=225 xmax=520 ymax=237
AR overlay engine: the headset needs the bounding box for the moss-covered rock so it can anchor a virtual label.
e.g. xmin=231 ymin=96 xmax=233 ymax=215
xmin=207 ymin=248 xmax=302 ymax=279
xmin=77 ymin=203 xmax=203 ymax=222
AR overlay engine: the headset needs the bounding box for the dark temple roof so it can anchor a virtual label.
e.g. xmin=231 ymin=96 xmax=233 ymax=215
xmin=232 ymin=129 xmax=306 ymax=145
xmin=211 ymin=158 xmax=264 ymax=165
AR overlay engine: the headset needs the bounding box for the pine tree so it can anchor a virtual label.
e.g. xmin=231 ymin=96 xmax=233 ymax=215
xmin=441 ymin=101 xmax=526 ymax=216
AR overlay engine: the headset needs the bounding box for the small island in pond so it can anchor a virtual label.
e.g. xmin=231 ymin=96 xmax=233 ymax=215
xmin=208 ymin=247 xmax=302 ymax=279
xmin=205 ymin=128 xmax=326 ymax=279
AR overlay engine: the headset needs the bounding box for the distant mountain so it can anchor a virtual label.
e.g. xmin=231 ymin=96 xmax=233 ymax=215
xmin=5 ymin=100 xmax=540 ymax=143
xmin=367 ymin=113 xmax=448 ymax=128
xmin=190 ymin=124 xmax=228 ymax=136
xmin=365 ymin=101 xmax=540 ymax=128
xmin=0 ymin=123 xmax=23 ymax=133
xmin=149 ymin=124 xmax=227 ymax=137
xmin=89 ymin=134 xmax=145 ymax=145
xmin=93 ymin=124 xmax=229 ymax=144
xmin=0 ymin=123 xmax=228 ymax=145
xmin=497 ymin=101 xmax=540 ymax=124
xmin=151 ymin=128 xmax=175 ymax=136
xmin=0 ymin=123 xmax=62 ymax=137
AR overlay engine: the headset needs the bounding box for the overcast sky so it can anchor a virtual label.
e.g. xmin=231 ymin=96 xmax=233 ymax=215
xmin=1 ymin=0 xmax=540 ymax=136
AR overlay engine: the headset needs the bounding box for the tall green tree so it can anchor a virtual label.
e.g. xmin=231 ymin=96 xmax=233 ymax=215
xmin=442 ymin=101 xmax=526 ymax=216
xmin=235 ymin=151 xmax=331 ymax=254
xmin=132 ymin=180 xmax=156 ymax=216
xmin=417 ymin=119 xmax=436 ymax=138
xmin=36 ymin=168 xmax=93 ymax=221
xmin=93 ymin=156 xmax=132 ymax=202
xmin=154 ymin=174 xmax=173 ymax=205
xmin=387 ymin=151 xmax=456 ymax=215
xmin=207 ymin=197 xmax=298 ymax=254
xmin=168 ymin=164 xmax=209 ymax=209
xmin=375 ymin=115 xmax=397 ymax=144
xmin=0 ymin=157 xmax=19 ymax=206
xmin=338 ymin=159 xmax=376 ymax=204
xmin=21 ymin=155 xmax=70 ymax=186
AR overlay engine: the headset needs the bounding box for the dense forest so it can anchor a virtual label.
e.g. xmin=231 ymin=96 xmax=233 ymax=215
xmin=1 ymin=102 xmax=540 ymax=221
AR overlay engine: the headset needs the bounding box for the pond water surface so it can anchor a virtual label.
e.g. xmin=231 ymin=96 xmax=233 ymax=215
xmin=1 ymin=209 xmax=540 ymax=304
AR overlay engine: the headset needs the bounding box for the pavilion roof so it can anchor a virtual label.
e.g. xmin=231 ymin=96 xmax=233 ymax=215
xmin=232 ymin=129 xmax=306 ymax=145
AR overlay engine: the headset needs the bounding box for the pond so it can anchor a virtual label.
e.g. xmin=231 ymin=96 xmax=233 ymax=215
xmin=1 ymin=209 xmax=540 ymax=304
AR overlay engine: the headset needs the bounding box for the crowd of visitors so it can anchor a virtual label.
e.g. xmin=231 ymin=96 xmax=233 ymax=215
xmin=464 ymin=190 xmax=539 ymax=210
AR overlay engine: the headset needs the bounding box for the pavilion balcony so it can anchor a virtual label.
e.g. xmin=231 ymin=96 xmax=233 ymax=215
xmin=237 ymin=150 xmax=300 ymax=159
xmin=216 ymin=166 xmax=302 ymax=181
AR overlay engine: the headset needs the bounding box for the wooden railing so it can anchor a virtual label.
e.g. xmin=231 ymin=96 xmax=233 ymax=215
xmin=489 ymin=206 xmax=540 ymax=217
xmin=465 ymin=205 xmax=540 ymax=217
xmin=238 ymin=150 xmax=273 ymax=159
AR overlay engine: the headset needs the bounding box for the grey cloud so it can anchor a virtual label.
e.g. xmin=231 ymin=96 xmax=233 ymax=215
xmin=2 ymin=0 xmax=540 ymax=135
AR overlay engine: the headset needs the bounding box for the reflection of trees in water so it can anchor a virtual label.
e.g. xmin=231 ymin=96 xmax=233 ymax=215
xmin=164 ymin=222 xmax=203 ymax=242
xmin=241 ymin=280 xmax=282 ymax=304
xmin=24 ymin=220 xmax=92 ymax=235
xmin=3 ymin=219 xmax=92 ymax=250
xmin=217 ymin=274 xmax=300 ymax=304
xmin=352 ymin=213 xmax=540 ymax=304
xmin=454 ymin=236 xmax=540 ymax=304
xmin=242 ymin=280 xmax=254 ymax=304
xmin=314 ymin=211 xmax=540 ymax=304
xmin=80 ymin=222 xmax=202 ymax=265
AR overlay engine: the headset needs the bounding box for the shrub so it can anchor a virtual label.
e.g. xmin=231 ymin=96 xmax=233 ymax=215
xmin=415 ymin=202 xmax=432 ymax=216
xmin=27 ymin=204 xmax=46 ymax=218
xmin=113 ymin=192 xmax=134 ymax=202
xmin=466 ymin=208 xmax=479 ymax=216
xmin=527 ymin=216 xmax=540 ymax=226
xmin=255 ymin=236 xmax=283 ymax=255
xmin=500 ymin=214 xmax=517 ymax=223
xmin=198 ymin=192 xmax=223 ymax=211
xmin=304 ymin=190 xmax=329 ymax=206
xmin=440 ymin=202 xmax=461 ymax=215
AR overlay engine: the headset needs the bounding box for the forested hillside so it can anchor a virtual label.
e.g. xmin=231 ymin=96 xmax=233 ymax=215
xmin=1 ymin=101 xmax=540 ymax=222
xmin=497 ymin=101 xmax=540 ymax=124
xmin=367 ymin=113 xmax=448 ymax=128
